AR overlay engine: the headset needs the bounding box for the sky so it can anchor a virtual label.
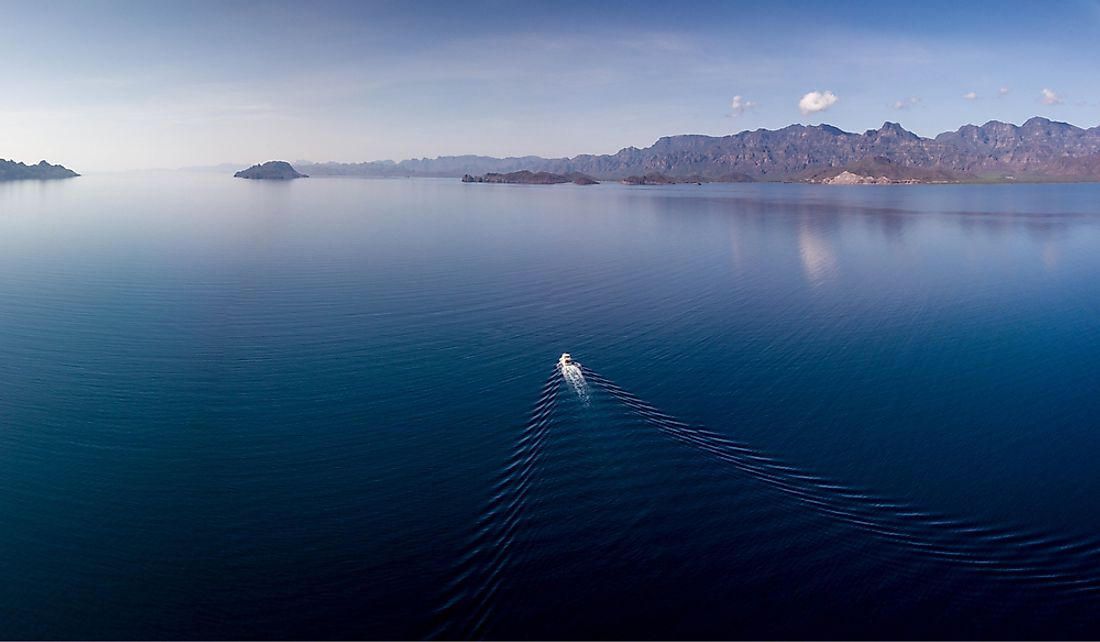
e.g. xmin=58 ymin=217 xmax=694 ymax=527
xmin=3 ymin=0 xmax=1100 ymax=171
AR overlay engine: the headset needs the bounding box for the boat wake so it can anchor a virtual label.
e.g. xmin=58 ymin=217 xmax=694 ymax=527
xmin=428 ymin=369 xmax=561 ymax=640
xmin=581 ymin=368 xmax=1100 ymax=598
xmin=557 ymin=352 xmax=589 ymax=404
xmin=432 ymin=356 xmax=1100 ymax=638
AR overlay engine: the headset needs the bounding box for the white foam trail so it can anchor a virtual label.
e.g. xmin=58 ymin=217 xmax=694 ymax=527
xmin=559 ymin=362 xmax=590 ymax=404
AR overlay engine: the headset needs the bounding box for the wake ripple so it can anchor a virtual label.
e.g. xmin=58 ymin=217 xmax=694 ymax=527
xmin=434 ymin=362 xmax=1100 ymax=639
xmin=429 ymin=370 xmax=562 ymax=639
xmin=558 ymin=360 xmax=589 ymax=404
xmin=582 ymin=368 xmax=1100 ymax=600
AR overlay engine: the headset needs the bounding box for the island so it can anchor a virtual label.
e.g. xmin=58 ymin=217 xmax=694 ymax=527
xmin=621 ymin=173 xmax=677 ymax=185
xmin=233 ymin=161 xmax=308 ymax=180
xmin=0 ymin=159 xmax=79 ymax=181
xmin=461 ymin=170 xmax=598 ymax=185
xmin=620 ymin=173 xmax=754 ymax=185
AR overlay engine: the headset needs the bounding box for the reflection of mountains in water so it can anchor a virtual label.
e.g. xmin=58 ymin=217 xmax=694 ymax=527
xmin=433 ymin=364 xmax=1100 ymax=638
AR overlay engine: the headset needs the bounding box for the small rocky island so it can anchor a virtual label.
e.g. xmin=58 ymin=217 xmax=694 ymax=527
xmin=621 ymin=173 xmax=677 ymax=185
xmin=0 ymin=159 xmax=79 ymax=181
xmin=234 ymin=161 xmax=308 ymax=180
xmin=620 ymin=173 xmax=755 ymax=185
xmin=462 ymin=170 xmax=598 ymax=185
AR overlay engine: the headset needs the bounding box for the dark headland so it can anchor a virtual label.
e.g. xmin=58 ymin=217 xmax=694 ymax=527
xmin=462 ymin=170 xmax=598 ymax=185
xmin=0 ymin=159 xmax=79 ymax=181
xmin=298 ymin=117 xmax=1100 ymax=184
xmin=234 ymin=161 xmax=308 ymax=180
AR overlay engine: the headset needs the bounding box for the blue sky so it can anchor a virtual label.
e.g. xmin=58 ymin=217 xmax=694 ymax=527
xmin=3 ymin=0 xmax=1099 ymax=170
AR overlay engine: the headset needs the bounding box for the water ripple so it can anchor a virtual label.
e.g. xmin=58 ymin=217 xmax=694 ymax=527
xmin=582 ymin=368 xmax=1100 ymax=599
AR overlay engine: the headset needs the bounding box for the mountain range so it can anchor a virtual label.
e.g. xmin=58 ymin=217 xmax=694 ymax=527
xmin=298 ymin=117 xmax=1100 ymax=183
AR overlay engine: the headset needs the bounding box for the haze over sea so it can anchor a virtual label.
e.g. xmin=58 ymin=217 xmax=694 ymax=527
xmin=2 ymin=174 xmax=1100 ymax=638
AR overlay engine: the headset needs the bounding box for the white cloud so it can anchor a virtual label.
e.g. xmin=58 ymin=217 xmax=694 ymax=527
xmin=729 ymin=95 xmax=757 ymax=116
xmin=1041 ymin=88 xmax=1063 ymax=105
xmin=798 ymin=90 xmax=838 ymax=115
xmin=998 ymin=86 xmax=1010 ymax=97
xmin=892 ymin=96 xmax=921 ymax=110
xmin=962 ymin=91 xmax=978 ymax=100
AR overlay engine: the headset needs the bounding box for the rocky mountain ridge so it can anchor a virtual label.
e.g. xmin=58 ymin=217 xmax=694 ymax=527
xmin=299 ymin=118 xmax=1100 ymax=183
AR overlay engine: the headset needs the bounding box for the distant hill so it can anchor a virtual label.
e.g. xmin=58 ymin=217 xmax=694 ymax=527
xmin=234 ymin=161 xmax=307 ymax=180
xmin=0 ymin=159 xmax=79 ymax=181
xmin=298 ymin=117 xmax=1100 ymax=183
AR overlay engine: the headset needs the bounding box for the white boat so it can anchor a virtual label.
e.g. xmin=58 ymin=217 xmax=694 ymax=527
xmin=559 ymin=352 xmax=579 ymax=369
xmin=558 ymin=352 xmax=589 ymax=403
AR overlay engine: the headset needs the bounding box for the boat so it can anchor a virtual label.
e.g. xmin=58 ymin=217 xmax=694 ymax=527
xmin=557 ymin=352 xmax=589 ymax=402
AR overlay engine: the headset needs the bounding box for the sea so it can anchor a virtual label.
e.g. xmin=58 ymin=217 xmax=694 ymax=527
xmin=2 ymin=173 xmax=1099 ymax=638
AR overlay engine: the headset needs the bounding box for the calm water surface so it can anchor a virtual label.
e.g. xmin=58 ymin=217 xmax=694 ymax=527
xmin=1 ymin=174 xmax=1099 ymax=638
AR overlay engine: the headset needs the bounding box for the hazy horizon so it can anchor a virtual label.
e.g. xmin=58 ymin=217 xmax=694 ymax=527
xmin=5 ymin=0 xmax=1100 ymax=171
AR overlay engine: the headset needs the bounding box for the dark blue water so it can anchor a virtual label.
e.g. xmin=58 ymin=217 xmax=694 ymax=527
xmin=2 ymin=174 xmax=1100 ymax=638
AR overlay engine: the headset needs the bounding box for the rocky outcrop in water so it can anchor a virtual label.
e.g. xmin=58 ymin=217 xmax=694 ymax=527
xmin=234 ymin=161 xmax=307 ymax=180
xmin=300 ymin=117 xmax=1100 ymax=183
xmin=621 ymin=173 xmax=677 ymax=185
xmin=461 ymin=170 xmax=598 ymax=185
xmin=0 ymin=159 xmax=79 ymax=180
